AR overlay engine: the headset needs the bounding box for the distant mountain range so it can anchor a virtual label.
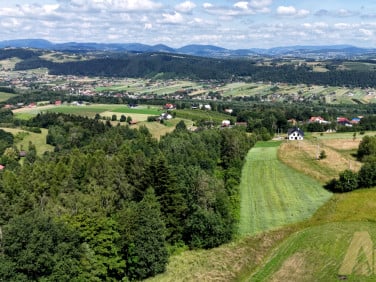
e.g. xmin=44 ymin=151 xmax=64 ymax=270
xmin=1 ymin=39 xmax=376 ymax=59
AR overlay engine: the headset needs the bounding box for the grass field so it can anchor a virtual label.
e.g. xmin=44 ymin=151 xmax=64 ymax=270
xmin=13 ymin=104 xmax=163 ymax=120
xmin=0 ymin=128 xmax=53 ymax=156
xmin=278 ymin=132 xmax=374 ymax=183
xmin=0 ymin=92 xmax=17 ymax=102
xmin=175 ymin=109 xmax=234 ymax=124
xmin=250 ymin=221 xmax=376 ymax=282
xmin=238 ymin=141 xmax=332 ymax=236
xmin=148 ymin=186 xmax=376 ymax=282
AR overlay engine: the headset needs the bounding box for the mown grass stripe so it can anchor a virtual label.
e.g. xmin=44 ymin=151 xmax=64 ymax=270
xmin=238 ymin=141 xmax=332 ymax=236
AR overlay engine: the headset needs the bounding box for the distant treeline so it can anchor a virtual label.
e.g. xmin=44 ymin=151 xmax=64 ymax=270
xmin=4 ymin=48 xmax=376 ymax=87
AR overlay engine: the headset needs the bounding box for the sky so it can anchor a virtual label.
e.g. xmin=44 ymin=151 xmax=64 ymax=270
xmin=1 ymin=0 xmax=376 ymax=49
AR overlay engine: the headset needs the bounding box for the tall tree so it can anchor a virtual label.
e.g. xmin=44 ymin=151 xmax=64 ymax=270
xmin=126 ymin=188 xmax=168 ymax=280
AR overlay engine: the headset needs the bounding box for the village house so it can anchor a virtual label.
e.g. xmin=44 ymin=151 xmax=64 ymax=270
xmin=309 ymin=116 xmax=329 ymax=124
xmin=287 ymin=127 xmax=304 ymax=140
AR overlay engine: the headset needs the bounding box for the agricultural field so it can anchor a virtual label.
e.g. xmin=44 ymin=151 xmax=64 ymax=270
xmin=175 ymin=108 xmax=234 ymax=124
xmin=250 ymin=221 xmax=376 ymax=282
xmin=152 ymin=134 xmax=376 ymax=282
xmin=250 ymin=187 xmax=376 ymax=281
xmin=278 ymin=132 xmax=373 ymax=183
xmin=238 ymin=141 xmax=332 ymax=236
xmin=96 ymin=79 xmax=201 ymax=96
xmin=11 ymin=103 xmax=195 ymax=140
xmin=13 ymin=104 xmax=164 ymax=120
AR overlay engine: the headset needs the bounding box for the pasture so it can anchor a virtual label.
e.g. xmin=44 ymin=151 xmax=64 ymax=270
xmin=238 ymin=141 xmax=332 ymax=236
xmin=0 ymin=127 xmax=53 ymax=156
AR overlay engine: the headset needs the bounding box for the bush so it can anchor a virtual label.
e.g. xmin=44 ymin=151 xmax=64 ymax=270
xmin=358 ymin=161 xmax=376 ymax=188
xmin=325 ymin=169 xmax=358 ymax=193
xmin=319 ymin=150 xmax=327 ymax=160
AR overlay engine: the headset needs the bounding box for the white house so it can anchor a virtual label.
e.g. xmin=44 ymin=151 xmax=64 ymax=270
xmin=287 ymin=128 xmax=304 ymax=140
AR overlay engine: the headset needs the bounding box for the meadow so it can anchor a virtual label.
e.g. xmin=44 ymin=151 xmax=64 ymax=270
xmin=0 ymin=127 xmax=53 ymax=156
xmin=0 ymin=92 xmax=17 ymax=102
xmin=238 ymin=141 xmax=332 ymax=236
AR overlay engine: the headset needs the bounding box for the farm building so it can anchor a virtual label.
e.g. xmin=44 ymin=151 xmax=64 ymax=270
xmin=287 ymin=128 xmax=304 ymax=140
xmin=221 ymin=120 xmax=231 ymax=127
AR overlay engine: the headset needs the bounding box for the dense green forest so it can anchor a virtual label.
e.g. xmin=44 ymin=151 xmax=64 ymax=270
xmin=0 ymin=112 xmax=253 ymax=281
xmin=4 ymin=48 xmax=376 ymax=86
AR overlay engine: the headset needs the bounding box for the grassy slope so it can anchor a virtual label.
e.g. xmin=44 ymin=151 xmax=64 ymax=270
xmin=238 ymin=141 xmax=332 ymax=236
xmin=0 ymin=128 xmax=53 ymax=156
xmin=250 ymin=221 xmax=376 ymax=282
xmin=0 ymin=92 xmax=17 ymax=102
xmin=250 ymin=188 xmax=376 ymax=281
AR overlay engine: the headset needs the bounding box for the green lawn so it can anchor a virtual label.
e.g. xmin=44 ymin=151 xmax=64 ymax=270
xmin=238 ymin=141 xmax=332 ymax=236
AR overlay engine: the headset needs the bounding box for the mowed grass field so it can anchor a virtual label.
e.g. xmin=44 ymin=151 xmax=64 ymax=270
xmin=250 ymin=221 xmax=376 ymax=282
xmin=148 ymin=187 xmax=376 ymax=282
xmin=250 ymin=187 xmax=376 ymax=281
xmin=238 ymin=141 xmax=332 ymax=236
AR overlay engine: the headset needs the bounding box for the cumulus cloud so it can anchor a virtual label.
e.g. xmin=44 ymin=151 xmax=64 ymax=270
xmin=277 ymin=6 xmax=309 ymax=17
xmin=175 ymin=1 xmax=196 ymax=13
xmin=160 ymin=12 xmax=184 ymax=24
xmin=234 ymin=2 xmax=249 ymax=10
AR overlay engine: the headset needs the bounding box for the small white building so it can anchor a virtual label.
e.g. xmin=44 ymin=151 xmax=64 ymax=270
xmin=287 ymin=128 xmax=304 ymax=140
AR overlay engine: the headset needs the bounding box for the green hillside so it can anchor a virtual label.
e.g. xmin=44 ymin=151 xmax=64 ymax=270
xmin=238 ymin=141 xmax=332 ymax=236
xmin=250 ymin=221 xmax=376 ymax=281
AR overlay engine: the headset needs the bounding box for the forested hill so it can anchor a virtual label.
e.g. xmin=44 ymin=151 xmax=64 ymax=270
xmin=0 ymin=112 xmax=254 ymax=280
xmin=5 ymin=48 xmax=376 ymax=86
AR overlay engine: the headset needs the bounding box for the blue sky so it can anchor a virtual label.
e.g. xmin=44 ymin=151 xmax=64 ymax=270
xmin=1 ymin=0 xmax=376 ymax=48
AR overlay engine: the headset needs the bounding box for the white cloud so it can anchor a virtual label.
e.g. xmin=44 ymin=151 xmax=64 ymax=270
xmin=359 ymin=28 xmax=373 ymax=36
xmin=144 ymin=23 xmax=153 ymax=29
xmin=175 ymin=1 xmax=196 ymax=13
xmin=160 ymin=12 xmax=184 ymax=24
xmin=334 ymin=23 xmax=351 ymax=30
xmin=60 ymin=0 xmax=162 ymax=12
xmin=277 ymin=6 xmax=309 ymax=17
xmin=249 ymin=0 xmax=272 ymax=9
xmin=203 ymin=3 xmax=213 ymax=9
xmin=234 ymin=2 xmax=249 ymax=10
xmin=277 ymin=6 xmax=296 ymax=15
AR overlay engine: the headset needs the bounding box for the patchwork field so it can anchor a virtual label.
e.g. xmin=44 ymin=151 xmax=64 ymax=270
xmin=11 ymin=103 xmax=194 ymax=140
xmin=238 ymin=141 xmax=332 ymax=236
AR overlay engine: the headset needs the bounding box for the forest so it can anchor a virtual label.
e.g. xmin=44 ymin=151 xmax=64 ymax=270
xmin=4 ymin=48 xmax=376 ymax=87
xmin=0 ymin=111 xmax=253 ymax=281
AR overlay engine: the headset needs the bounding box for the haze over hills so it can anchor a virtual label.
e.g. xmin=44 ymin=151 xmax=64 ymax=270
xmin=1 ymin=39 xmax=376 ymax=59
